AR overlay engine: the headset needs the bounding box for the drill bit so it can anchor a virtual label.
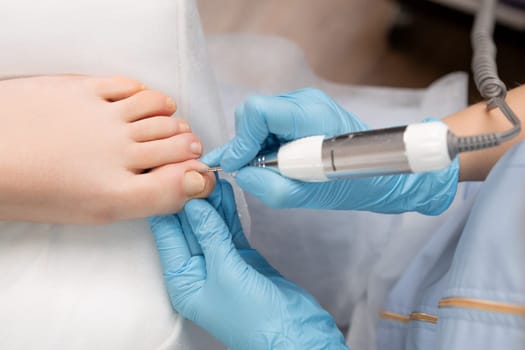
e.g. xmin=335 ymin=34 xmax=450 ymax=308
xmin=196 ymin=167 xmax=222 ymax=173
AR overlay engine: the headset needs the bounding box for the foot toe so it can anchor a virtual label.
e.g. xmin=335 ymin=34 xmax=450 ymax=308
xmin=128 ymin=133 xmax=203 ymax=170
xmin=124 ymin=160 xmax=216 ymax=217
xmin=116 ymin=90 xmax=176 ymax=122
xmin=129 ymin=117 xmax=191 ymax=142
xmin=90 ymin=76 xmax=146 ymax=101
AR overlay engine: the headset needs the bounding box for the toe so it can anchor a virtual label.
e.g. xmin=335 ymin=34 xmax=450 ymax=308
xmin=90 ymin=76 xmax=146 ymax=101
xmin=128 ymin=133 xmax=203 ymax=170
xmin=124 ymin=160 xmax=216 ymax=217
xmin=129 ymin=117 xmax=191 ymax=142
xmin=115 ymin=90 xmax=176 ymax=122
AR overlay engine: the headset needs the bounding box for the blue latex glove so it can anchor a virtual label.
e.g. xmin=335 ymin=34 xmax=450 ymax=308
xmin=149 ymin=179 xmax=348 ymax=350
xmin=203 ymin=88 xmax=459 ymax=215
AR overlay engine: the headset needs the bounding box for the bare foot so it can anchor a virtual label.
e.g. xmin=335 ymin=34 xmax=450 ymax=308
xmin=0 ymin=75 xmax=215 ymax=224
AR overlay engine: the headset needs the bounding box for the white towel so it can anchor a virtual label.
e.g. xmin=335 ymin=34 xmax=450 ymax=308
xmin=0 ymin=0 xmax=228 ymax=349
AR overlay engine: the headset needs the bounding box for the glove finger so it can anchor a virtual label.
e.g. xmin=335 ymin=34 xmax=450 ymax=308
xmin=184 ymin=198 xmax=243 ymax=274
xmin=239 ymin=249 xmax=280 ymax=278
xmin=247 ymin=89 xmax=360 ymax=138
xmin=221 ymin=95 xmax=307 ymax=172
xmin=167 ymin=256 xmax=207 ymax=316
xmin=241 ymin=93 xmax=324 ymax=139
xmin=204 ymin=179 xmax=250 ymax=249
xmin=233 ymin=167 xmax=312 ymax=208
xmin=178 ymin=171 xmax=223 ymax=256
xmin=222 ymin=89 xmax=368 ymax=172
xmin=215 ymin=103 xmax=263 ymax=172
xmin=282 ymin=88 xmax=368 ymax=135
xmin=200 ymin=143 xmax=228 ymax=167
xmin=206 ymin=177 xmax=227 ymax=217
xmin=217 ymin=179 xmax=251 ymax=250
xmin=177 ymin=211 xmax=203 ymax=256
xmin=148 ymin=215 xmax=191 ymax=273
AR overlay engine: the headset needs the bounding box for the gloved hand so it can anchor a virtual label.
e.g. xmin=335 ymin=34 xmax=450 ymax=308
xmin=203 ymin=88 xmax=459 ymax=215
xmin=149 ymin=179 xmax=348 ymax=350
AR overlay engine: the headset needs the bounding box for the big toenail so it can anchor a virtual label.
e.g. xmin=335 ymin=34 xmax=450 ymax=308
xmin=183 ymin=171 xmax=206 ymax=196
xmin=191 ymin=142 xmax=202 ymax=155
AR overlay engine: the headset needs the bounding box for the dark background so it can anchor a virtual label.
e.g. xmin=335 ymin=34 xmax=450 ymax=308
xmin=197 ymin=0 xmax=524 ymax=103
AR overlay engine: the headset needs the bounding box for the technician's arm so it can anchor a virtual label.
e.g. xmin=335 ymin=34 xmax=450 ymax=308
xmin=445 ymin=84 xmax=525 ymax=181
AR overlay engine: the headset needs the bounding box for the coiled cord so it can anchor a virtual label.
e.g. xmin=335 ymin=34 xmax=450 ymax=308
xmin=453 ymin=0 xmax=521 ymax=154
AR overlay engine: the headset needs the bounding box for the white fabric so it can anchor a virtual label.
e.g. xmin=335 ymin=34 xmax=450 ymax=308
xmin=0 ymin=0 xmax=227 ymax=349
